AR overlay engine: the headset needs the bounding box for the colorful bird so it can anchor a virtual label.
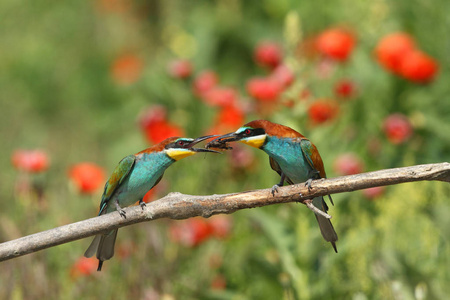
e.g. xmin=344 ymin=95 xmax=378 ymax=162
xmin=207 ymin=120 xmax=338 ymax=252
xmin=84 ymin=136 xmax=219 ymax=271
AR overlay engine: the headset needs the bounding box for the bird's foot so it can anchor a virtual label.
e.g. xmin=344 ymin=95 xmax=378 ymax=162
xmin=114 ymin=201 xmax=127 ymax=219
xmin=304 ymin=179 xmax=313 ymax=191
xmin=139 ymin=199 xmax=146 ymax=210
xmin=271 ymin=173 xmax=285 ymax=196
xmin=305 ymin=170 xmax=320 ymax=191
xmin=271 ymin=184 xmax=280 ymax=196
xmin=303 ymin=199 xmax=332 ymax=219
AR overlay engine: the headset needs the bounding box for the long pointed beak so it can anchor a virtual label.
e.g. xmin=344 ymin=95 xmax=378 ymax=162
xmin=206 ymin=132 xmax=239 ymax=149
xmin=189 ymin=135 xmax=219 ymax=146
xmin=192 ymin=148 xmax=221 ymax=153
xmin=188 ymin=135 xmax=222 ymax=153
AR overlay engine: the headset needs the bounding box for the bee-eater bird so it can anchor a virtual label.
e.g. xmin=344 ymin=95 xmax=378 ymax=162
xmin=84 ymin=135 xmax=219 ymax=271
xmin=207 ymin=120 xmax=338 ymax=252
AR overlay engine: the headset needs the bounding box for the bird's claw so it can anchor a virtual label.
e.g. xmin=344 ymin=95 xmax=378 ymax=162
xmin=305 ymin=178 xmax=313 ymax=191
xmin=114 ymin=200 xmax=127 ymax=219
xmin=139 ymin=200 xmax=146 ymax=210
xmin=305 ymin=170 xmax=320 ymax=191
xmin=271 ymin=184 xmax=280 ymax=196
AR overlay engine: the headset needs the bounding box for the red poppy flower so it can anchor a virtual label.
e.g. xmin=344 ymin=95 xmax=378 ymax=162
xmin=247 ymin=77 xmax=283 ymax=102
xmin=193 ymin=70 xmax=219 ymax=97
xmin=167 ymin=59 xmax=193 ymax=79
xmin=362 ymin=186 xmax=385 ymax=200
xmin=383 ymin=114 xmax=413 ymax=144
xmin=169 ymin=218 xmax=214 ymax=247
xmin=138 ymin=106 xmax=185 ymax=145
xmin=254 ymin=41 xmax=283 ymax=69
xmin=12 ymin=150 xmax=49 ymax=173
xmin=111 ymin=53 xmax=144 ymax=85
xmin=207 ymin=105 xmax=246 ymax=141
xmin=70 ymin=257 xmax=98 ymax=278
xmin=203 ymin=87 xmax=239 ymax=107
xmin=270 ymin=64 xmax=295 ymax=88
xmin=308 ymin=99 xmax=339 ymax=124
xmin=316 ymin=28 xmax=355 ymax=61
xmin=375 ymin=32 xmax=415 ymax=74
xmin=333 ymin=153 xmax=364 ymax=176
xmin=68 ymin=163 xmax=106 ymax=194
xmin=334 ymin=79 xmax=357 ymax=99
xmin=217 ymin=105 xmax=245 ymax=129
xmin=145 ymin=121 xmax=185 ymax=145
xmin=209 ymin=215 xmax=232 ymax=238
xmin=399 ymin=50 xmax=438 ymax=83
xmin=138 ymin=105 xmax=167 ymax=131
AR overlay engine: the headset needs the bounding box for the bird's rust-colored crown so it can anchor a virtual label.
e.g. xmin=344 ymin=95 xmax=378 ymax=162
xmin=136 ymin=136 xmax=181 ymax=155
xmin=244 ymin=120 xmax=305 ymax=139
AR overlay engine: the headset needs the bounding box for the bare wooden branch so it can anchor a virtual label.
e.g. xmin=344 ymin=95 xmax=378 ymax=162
xmin=0 ymin=162 xmax=448 ymax=262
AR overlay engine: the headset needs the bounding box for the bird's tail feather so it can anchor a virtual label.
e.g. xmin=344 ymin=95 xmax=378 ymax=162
xmin=84 ymin=235 xmax=102 ymax=258
xmin=313 ymin=196 xmax=338 ymax=252
xmin=83 ymin=229 xmax=118 ymax=271
xmin=97 ymin=229 xmax=118 ymax=262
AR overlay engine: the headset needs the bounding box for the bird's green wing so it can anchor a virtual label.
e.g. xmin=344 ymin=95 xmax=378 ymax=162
xmin=299 ymin=139 xmax=326 ymax=179
xmin=269 ymin=157 xmax=294 ymax=185
xmin=300 ymin=139 xmax=334 ymax=205
xmin=99 ymin=155 xmax=136 ymax=214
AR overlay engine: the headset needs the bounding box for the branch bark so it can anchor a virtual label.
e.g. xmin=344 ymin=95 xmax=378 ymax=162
xmin=0 ymin=162 xmax=449 ymax=262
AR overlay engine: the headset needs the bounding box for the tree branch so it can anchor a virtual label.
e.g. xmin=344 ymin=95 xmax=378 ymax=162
xmin=1 ymin=162 xmax=448 ymax=262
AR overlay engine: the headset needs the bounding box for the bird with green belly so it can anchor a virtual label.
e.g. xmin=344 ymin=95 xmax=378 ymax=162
xmin=207 ymin=120 xmax=338 ymax=252
xmin=84 ymin=135 xmax=219 ymax=271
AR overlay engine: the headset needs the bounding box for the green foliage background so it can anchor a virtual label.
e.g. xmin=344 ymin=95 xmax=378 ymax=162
xmin=1 ymin=1 xmax=449 ymax=299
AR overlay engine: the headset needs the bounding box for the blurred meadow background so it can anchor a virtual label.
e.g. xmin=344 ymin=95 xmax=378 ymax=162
xmin=1 ymin=0 xmax=450 ymax=299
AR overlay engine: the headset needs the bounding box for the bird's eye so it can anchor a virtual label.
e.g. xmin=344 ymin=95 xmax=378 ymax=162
xmin=177 ymin=140 xmax=185 ymax=146
xmin=244 ymin=129 xmax=252 ymax=135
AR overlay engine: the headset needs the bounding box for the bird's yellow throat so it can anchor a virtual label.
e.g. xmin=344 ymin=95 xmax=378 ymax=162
xmin=165 ymin=148 xmax=197 ymax=161
xmin=239 ymin=135 xmax=266 ymax=149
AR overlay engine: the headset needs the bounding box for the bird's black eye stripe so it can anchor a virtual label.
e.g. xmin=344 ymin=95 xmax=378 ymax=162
xmin=240 ymin=128 xmax=265 ymax=137
xmin=165 ymin=140 xmax=189 ymax=149
xmin=253 ymin=128 xmax=265 ymax=135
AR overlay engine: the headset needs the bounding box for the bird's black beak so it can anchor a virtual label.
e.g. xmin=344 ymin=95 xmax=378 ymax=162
xmin=206 ymin=132 xmax=239 ymax=149
xmin=188 ymin=135 xmax=222 ymax=153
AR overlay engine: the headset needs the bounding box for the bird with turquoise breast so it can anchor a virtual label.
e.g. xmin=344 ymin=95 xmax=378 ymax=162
xmin=84 ymin=135 xmax=219 ymax=271
xmin=207 ymin=120 xmax=338 ymax=252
